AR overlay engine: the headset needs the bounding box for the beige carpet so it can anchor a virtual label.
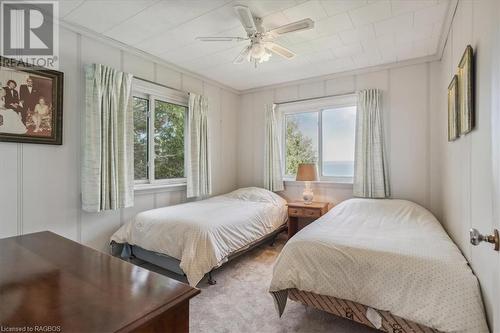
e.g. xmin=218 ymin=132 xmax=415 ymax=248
xmin=140 ymin=232 xmax=379 ymax=333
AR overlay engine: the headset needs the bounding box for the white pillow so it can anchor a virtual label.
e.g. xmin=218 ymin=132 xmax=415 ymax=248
xmin=225 ymin=187 xmax=286 ymax=207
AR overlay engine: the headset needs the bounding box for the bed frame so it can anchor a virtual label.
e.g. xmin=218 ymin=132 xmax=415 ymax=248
xmin=111 ymin=224 xmax=287 ymax=285
xmin=288 ymin=289 xmax=441 ymax=333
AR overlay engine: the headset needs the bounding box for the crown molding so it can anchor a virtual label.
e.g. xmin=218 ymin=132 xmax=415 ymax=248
xmin=239 ymin=54 xmax=439 ymax=94
xmin=239 ymin=0 xmax=458 ymax=95
xmin=58 ymin=19 xmax=241 ymax=95
xmin=58 ymin=0 xmax=458 ymax=96
xmin=437 ymin=0 xmax=459 ymax=60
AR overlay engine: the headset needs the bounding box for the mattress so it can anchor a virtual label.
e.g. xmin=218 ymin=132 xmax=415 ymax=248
xmin=269 ymin=198 xmax=488 ymax=333
xmin=111 ymin=187 xmax=287 ymax=286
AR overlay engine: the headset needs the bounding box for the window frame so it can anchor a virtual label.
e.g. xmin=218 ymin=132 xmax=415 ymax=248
xmin=132 ymin=78 xmax=189 ymax=188
xmin=280 ymin=94 xmax=357 ymax=184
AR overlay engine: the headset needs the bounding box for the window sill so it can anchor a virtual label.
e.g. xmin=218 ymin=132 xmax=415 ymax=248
xmin=134 ymin=182 xmax=187 ymax=194
xmin=284 ymin=180 xmax=353 ymax=189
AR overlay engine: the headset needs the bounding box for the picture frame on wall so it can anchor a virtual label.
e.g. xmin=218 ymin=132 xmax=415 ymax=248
xmin=457 ymin=45 xmax=474 ymax=135
xmin=448 ymin=75 xmax=459 ymax=142
xmin=0 ymin=57 xmax=64 ymax=145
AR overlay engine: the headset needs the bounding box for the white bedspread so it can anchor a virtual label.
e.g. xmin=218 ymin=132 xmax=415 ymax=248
xmin=269 ymin=199 xmax=488 ymax=333
xmin=111 ymin=187 xmax=287 ymax=286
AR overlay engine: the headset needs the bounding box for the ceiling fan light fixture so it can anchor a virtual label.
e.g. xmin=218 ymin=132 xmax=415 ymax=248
xmin=259 ymin=51 xmax=272 ymax=63
xmin=250 ymin=42 xmax=266 ymax=58
xmin=198 ymin=5 xmax=311 ymax=66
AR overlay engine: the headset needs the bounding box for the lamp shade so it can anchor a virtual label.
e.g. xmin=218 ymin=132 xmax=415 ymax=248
xmin=296 ymin=163 xmax=318 ymax=181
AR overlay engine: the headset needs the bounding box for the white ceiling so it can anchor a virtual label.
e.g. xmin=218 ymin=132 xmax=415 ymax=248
xmin=60 ymin=0 xmax=452 ymax=91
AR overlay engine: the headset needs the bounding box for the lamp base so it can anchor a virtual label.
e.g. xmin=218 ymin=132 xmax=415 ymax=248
xmin=302 ymin=182 xmax=314 ymax=205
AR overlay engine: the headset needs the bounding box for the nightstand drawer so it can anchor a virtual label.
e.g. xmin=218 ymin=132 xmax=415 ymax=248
xmin=302 ymin=208 xmax=321 ymax=218
xmin=288 ymin=207 xmax=303 ymax=217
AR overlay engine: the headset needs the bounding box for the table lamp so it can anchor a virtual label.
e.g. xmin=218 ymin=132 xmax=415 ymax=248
xmin=296 ymin=163 xmax=318 ymax=204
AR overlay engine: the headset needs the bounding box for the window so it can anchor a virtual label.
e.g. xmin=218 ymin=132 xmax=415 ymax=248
xmin=282 ymin=95 xmax=357 ymax=182
xmin=133 ymin=79 xmax=188 ymax=187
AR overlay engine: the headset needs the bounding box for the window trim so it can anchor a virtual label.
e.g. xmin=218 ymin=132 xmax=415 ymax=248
xmin=132 ymin=78 xmax=189 ymax=189
xmin=280 ymin=94 xmax=357 ymax=184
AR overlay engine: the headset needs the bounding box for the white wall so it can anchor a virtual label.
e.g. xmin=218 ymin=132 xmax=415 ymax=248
xmin=430 ymin=0 xmax=499 ymax=329
xmin=0 ymin=26 xmax=239 ymax=251
xmin=237 ymin=63 xmax=432 ymax=210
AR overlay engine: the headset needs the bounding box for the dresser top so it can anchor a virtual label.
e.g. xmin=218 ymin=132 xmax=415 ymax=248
xmin=287 ymin=201 xmax=330 ymax=209
xmin=0 ymin=231 xmax=199 ymax=332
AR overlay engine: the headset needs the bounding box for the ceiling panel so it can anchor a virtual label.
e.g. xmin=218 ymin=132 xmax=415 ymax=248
xmin=374 ymin=12 xmax=413 ymax=37
xmin=339 ymin=24 xmax=376 ymax=44
xmin=62 ymin=0 xmax=453 ymax=90
xmin=63 ymin=0 xmax=157 ymax=33
xmin=348 ymin=1 xmax=392 ymax=26
xmin=282 ymin=0 xmax=328 ymax=22
xmin=391 ymin=0 xmax=438 ymax=16
xmin=320 ymin=0 xmax=368 ymax=16
xmin=58 ymin=0 xmax=85 ymax=17
xmin=105 ymin=0 xmax=230 ymax=45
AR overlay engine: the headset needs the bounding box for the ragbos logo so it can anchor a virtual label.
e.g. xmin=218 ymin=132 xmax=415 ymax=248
xmin=1 ymin=1 xmax=59 ymax=69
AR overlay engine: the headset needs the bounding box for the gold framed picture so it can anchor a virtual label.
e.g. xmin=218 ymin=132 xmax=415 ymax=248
xmin=448 ymin=75 xmax=459 ymax=142
xmin=458 ymin=45 xmax=474 ymax=135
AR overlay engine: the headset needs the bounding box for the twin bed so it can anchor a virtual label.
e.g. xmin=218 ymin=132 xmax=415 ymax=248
xmin=270 ymin=199 xmax=489 ymax=333
xmin=110 ymin=188 xmax=489 ymax=333
xmin=111 ymin=187 xmax=287 ymax=286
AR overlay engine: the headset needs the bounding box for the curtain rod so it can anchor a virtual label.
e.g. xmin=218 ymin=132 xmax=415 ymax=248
xmin=276 ymin=91 xmax=356 ymax=105
xmin=134 ymin=76 xmax=187 ymax=95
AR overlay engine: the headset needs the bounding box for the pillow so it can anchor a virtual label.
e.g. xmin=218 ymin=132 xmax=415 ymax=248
xmin=224 ymin=187 xmax=286 ymax=207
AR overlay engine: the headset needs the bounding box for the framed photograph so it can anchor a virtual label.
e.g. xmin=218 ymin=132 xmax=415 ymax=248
xmin=448 ymin=75 xmax=459 ymax=141
xmin=458 ymin=45 xmax=474 ymax=135
xmin=0 ymin=57 xmax=64 ymax=145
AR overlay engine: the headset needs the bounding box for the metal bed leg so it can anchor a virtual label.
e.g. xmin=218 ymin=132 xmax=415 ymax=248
xmin=208 ymin=271 xmax=217 ymax=285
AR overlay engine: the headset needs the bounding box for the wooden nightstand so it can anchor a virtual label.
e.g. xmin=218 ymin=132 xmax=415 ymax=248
xmin=287 ymin=201 xmax=330 ymax=239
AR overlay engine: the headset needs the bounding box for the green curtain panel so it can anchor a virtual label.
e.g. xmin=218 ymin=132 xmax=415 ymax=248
xmin=187 ymin=93 xmax=211 ymax=198
xmin=353 ymin=89 xmax=390 ymax=198
xmin=82 ymin=64 xmax=134 ymax=212
xmin=264 ymin=104 xmax=284 ymax=192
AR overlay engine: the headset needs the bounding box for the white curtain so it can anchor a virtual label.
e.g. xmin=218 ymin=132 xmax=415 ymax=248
xmin=187 ymin=93 xmax=211 ymax=198
xmin=82 ymin=64 xmax=134 ymax=212
xmin=353 ymin=89 xmax=390 ymax=198
xmin=264 ymin=103 xmax=284 ymax=192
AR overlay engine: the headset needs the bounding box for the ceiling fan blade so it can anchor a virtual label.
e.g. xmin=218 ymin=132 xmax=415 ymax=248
xmin=234 ymin=5 xmax=257 ymax=34
xmin=268 ymin=18 xmax=314 ymax=36
xmin=265 ymin=42 xmax=296 ymax=59
xmin=233 ymin=46 xmax=251 ymax=64
xmin=196 ymin=36 xmax=247 ymax=42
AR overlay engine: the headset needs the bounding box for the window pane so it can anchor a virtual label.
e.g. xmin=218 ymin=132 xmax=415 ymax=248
xmin=322 ymin=106 xmax=357 ymax=177
xmin=133 ymin=97 xmax=148 ymax=181
xmin=285 ymin=112 xmax=318 ymax=176
xmin=154 ymin=100 xmax=186 ymax=179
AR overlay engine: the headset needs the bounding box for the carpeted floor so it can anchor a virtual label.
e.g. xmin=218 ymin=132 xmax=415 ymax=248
xmin=140 ymin=232 xmax=379 ymax=333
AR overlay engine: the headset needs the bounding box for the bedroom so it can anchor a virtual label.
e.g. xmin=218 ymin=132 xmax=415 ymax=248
xmin=0 ymin=0 xmax=499 ymax=332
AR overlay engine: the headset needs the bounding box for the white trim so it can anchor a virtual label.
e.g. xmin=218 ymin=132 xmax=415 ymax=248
xmin=134 ymin=182 xmax=187 ymax=193
xmin=132 ymin=81 xmax=188 ymax=185
xmin=133 ymin=78 xmax=188 ymax=106
xmin=242 ymin=56 xmax=439 ymax=95
xmin=57 ymin=20 xmax=240 ymax=95
xmin=147 ymin=94 xmax=155 ymax=183
xmin=284 ymin=180 xmax=353 ymax=189
xmin=56 ymin=1 xmax=457 ymax=95
xmin=437 ymin=0 xmax=459 ymax=60
xmin=241 ymin=0 xmax=458 ymax=95
xmin=278 ymin=94 xmax=356 ymax=113
xmin=281 ymin=95 xmax=357 ymax=182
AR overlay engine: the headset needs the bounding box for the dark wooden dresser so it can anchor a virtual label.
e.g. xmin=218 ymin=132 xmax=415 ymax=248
xmin=0 ymin=231 xmax=199 ymax=333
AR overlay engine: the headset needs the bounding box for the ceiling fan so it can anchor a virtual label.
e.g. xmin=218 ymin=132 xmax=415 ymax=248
xmin=195 ymin=5 xmax=314 ymax=67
